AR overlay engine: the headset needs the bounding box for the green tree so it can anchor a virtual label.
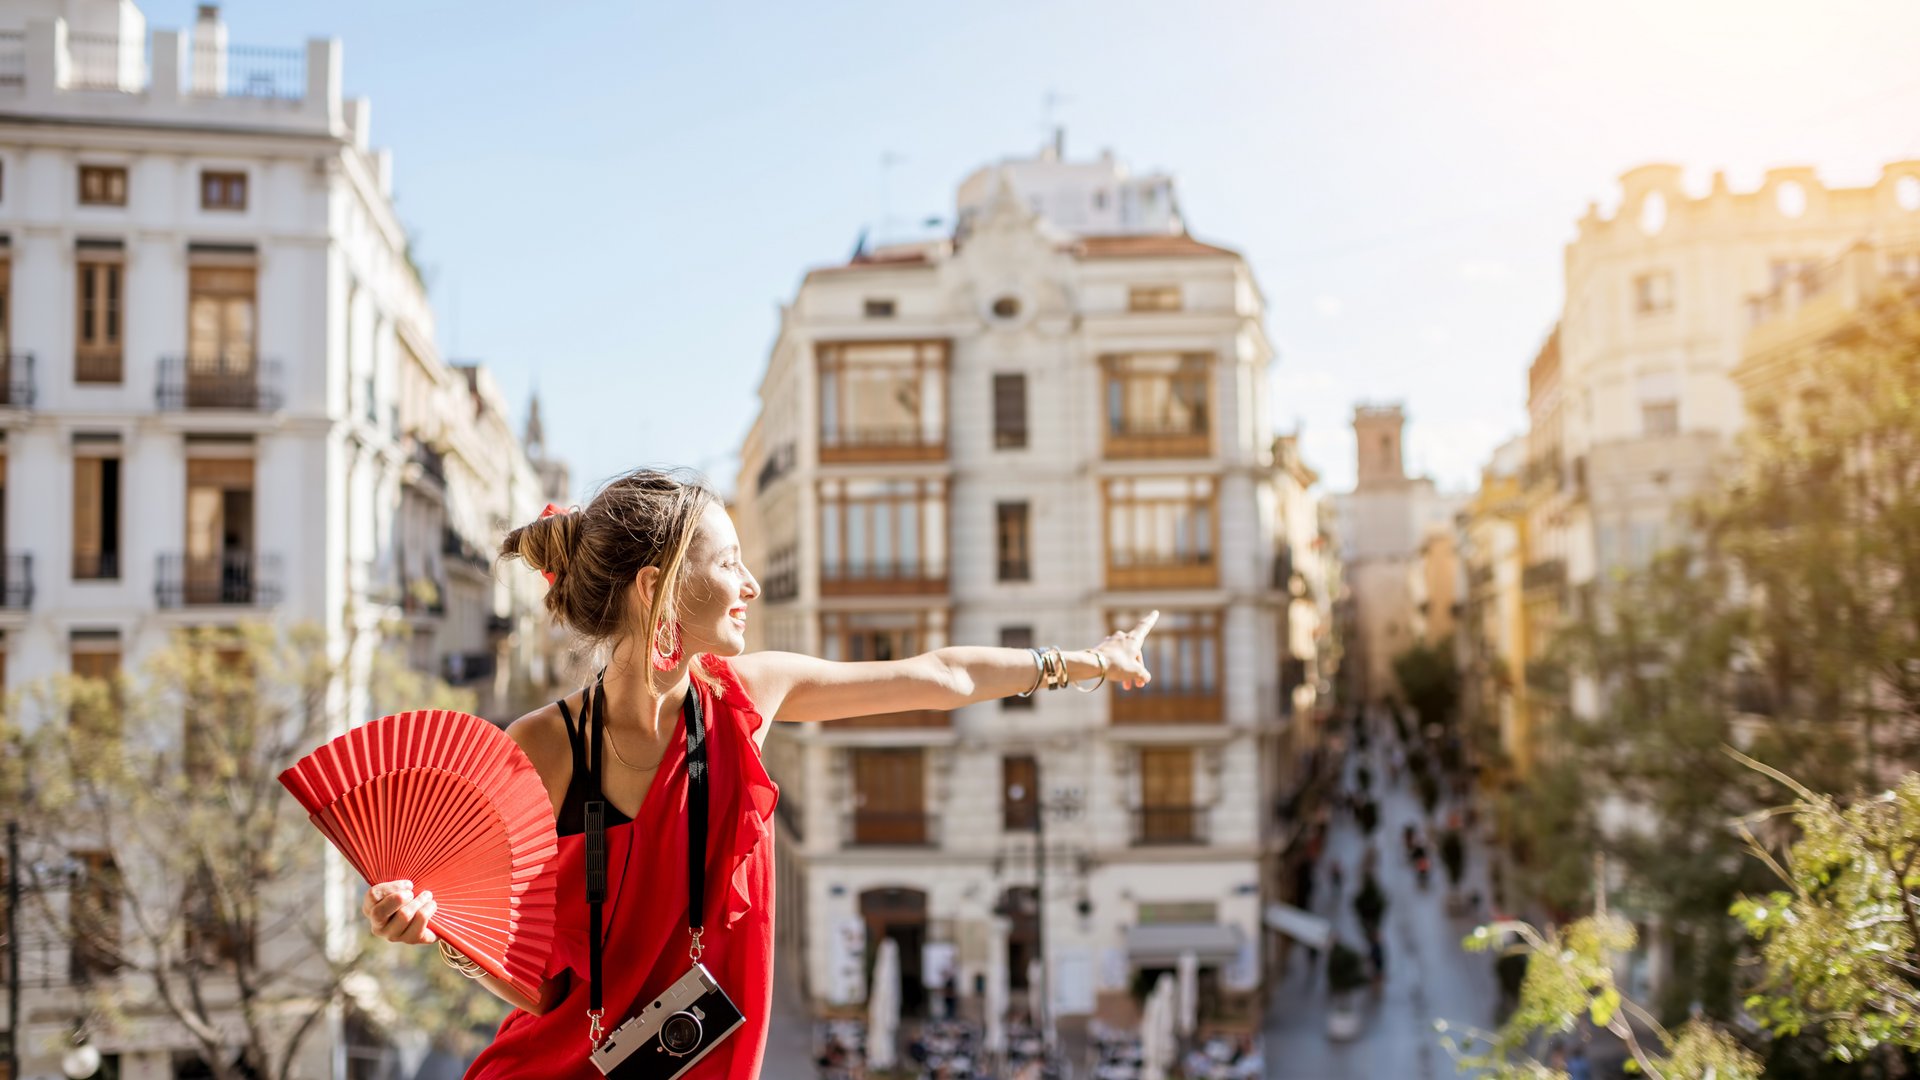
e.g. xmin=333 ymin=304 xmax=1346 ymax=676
xmin=1394 ymin=638 xmax=1461 ymax=734
xmin=4 ymin=622 xmax=491 ymax=1080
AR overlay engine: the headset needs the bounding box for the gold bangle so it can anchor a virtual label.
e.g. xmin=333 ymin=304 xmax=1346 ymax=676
xmin=438 ymin=939 xmax=486 ymax=979
xmin=1072 ymin=652 xmax=1109 ymax=693
xmin=1045 ymin=647 xmax=1070 ymax=690
xmin=1019 ymin=647 xmax=1046 ymax=698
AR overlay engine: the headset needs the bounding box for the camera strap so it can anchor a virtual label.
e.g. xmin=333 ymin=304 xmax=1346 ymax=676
xmin=585 ymin=672 xmax=708 ymax=1048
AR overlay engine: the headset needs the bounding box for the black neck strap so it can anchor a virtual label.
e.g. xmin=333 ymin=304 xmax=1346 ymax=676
xmin=585 ymin=672 xmax=708 ymax=1038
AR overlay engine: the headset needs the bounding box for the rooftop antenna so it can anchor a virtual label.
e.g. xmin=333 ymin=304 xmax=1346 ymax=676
xmin=878 ymin=150 xmax=905 ymax=243
xmin=1042 ymin=89 xmax=1071 ymax=158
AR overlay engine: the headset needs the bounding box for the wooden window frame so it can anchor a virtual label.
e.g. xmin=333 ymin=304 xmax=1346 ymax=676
xmin=1003 ymin=754 xmax=1039 ymax=831
xmin=819 ymin=610 xmax=948 ymax=728
xmin=78 ymin=165 xmax=128 ymax=207
xmin=817 ymin=477 xmax=948 ymax=595
xmin=996 ymin=501 xmax=1031 ymax=582
xmin=816 ymin=340 xmax=948 ymax=462
xmin=200 ymin=170 xmax=248 ymax=212
xmin=76 ymin=256 xmax=125 ymax=383
xmin=850 ymin=748 xmax=929 ymax=846
xmin=1102 ymin=476 xmax=1218 ymax=589
xmin=1107 ymin=609 xmax=1222 ymax=725
xmin=1127 ymin=284 xmax=1182 ymax=312
xmin=992 ymin=372 xmax=1028 ymax=449
xmin=72 ymin=453 xmax=122 ymax=580
xmin=1101 ymin=352 xmax=1212 ymax=458
xmin=1136 ymin=747 xmax=1202 ymax=844
xmin=863 ymin=297 xmax=896 ymax=319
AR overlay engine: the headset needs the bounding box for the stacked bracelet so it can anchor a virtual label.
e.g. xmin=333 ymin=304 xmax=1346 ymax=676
xmin=1017 ymin=646 xmax=1111 ymax=697
xmin=1019 ymin=648 xmax=1047 ymax=698
xmin=438 ymin=939 xmax=486 ymax=979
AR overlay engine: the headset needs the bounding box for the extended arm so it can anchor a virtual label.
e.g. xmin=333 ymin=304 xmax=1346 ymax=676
xmin=731 ymin=612 xmax=1158 ymax=724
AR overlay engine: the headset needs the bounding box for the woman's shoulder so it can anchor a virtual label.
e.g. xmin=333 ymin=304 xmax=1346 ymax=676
xmin=506 ymin=697 xmax=575 ymax=810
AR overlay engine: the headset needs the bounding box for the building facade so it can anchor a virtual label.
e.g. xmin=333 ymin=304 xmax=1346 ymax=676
xmin=0 ymin=5 xmax=559 ymax=1077
xmin=735 ymin=144 xmax=1310 ymax=1031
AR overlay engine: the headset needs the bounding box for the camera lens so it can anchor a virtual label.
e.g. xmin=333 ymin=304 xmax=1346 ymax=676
xmin=661 ymin=1012 xmax=703 ymax=1055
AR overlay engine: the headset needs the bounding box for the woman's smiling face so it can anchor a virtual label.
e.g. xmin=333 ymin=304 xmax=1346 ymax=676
xmin=673 ymin=502 xmax=759 ymax=657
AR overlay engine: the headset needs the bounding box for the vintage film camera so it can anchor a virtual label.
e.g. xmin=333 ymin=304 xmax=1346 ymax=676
xmin=589 ymin=963 xmax=745 ymax=1080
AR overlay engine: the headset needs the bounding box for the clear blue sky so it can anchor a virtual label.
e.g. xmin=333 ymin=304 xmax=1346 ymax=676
xmin=147 ymin=1 xmax=1920 ymax=498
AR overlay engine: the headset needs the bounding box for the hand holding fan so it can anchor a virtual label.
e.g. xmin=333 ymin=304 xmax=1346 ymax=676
xmin=279 ymin=709 xmax=561 ymax=999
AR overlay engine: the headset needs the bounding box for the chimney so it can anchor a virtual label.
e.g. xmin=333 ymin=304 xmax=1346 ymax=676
xmin=191 ymin=4 xmax=228 ymax=96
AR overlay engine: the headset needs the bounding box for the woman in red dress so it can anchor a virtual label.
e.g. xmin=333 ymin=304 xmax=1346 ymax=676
xmin=360 ymin=469 xmax=1160 ymax=1079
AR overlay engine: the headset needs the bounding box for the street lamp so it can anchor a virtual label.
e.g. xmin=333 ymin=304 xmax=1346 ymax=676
xmin=61 ymin=1023 xmax=101 ymax=1080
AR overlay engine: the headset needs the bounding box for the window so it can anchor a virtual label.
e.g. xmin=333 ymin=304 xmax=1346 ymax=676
xmin=850 ymin=748 xmax=926 ymax=845
xmin=70 ymin=632 xmax=122 ymax=745
xmin=73 ymin=453 xmax=122 ymax=579
xmin=863 ymin=297 xmax=896 ymax=318
xmin=184 ymin=457 xmax=256 ymax=604
xmin=184 ymin=861 xmax=254 ymax=968
xmin=1000 ymin=626 xmax=1034 ymax=710
xmin=187 ymin=266 xmax=258 ymax=403
xmin=1137 ymin=747 xmax=1199 ymax=844
xmin=1003 ymin=754 xmax=1038 ymax=830
xmin=818 ymin=477 xmax=947 ymax=593
xmin=1633 ymin=271 xmax=1673 ymax=314
xmin=76 ymin=256 xmax=125 ymax=382
xmin=1641 ymin=400 xmax=1679 ymax=436
xmin=1128 ymin=285 xmax=1182 ymax=312
xmin=817 ymin=341 xmax=947 ymax=460
xmin=992 ymin=373 xmax=1028 ymax=449
xmin=820 ymin=610 xmax=928 ymax=662
xmin=68 ymin=849 xmax=122 ymax=982
xmin=201 ymin=170 xmax=247 ymax=211
xmin=79 ymin=166 xmax=128 ymax=207
xmin=1107 ymin=609 xmax=1222 ymax=724
xmin=1102 ymin=353 xmax=1211 ymax=456
xmin=996 ymin=501 xmax=1031 ymax=581
xmin=1104 ymin=476 xmax=1217 ymax=589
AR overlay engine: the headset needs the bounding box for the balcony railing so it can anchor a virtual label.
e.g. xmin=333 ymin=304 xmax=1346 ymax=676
xmin=1132 ymin=805 xmax=1209 ymax=846
xmin=155 ymin=551 xmax=282 ymax=607
xmin=443 ymin=527 xmax=493 ymax=571
xmin=72 ymin=551 xmax=120 ymax=580
xmin=203 ymin=44 xmax=305 ymax=101
xmin=157 ymin=356 xmax=283 ymax=410
xmin=0 ymin=553 xmax=33 ymax=609
xmin=444 ymin=651 xmax=497 ymax=686
xmin=76 ymin=349 xmax=123 ymax=384
xmin=1104 ymin=418 xmax=1209 ymax=459
xmin=850 ymin=810 xmax=932 ymax=847
xmin=830 ymin=709 xmax=951 ymax=731
xmin=1107 ymin=550 xmax=1216 ymax=591
xmin=0 ymin=353 xmax=35 ymax=407
xmin=0 ymin=31 xmax=23 ymax=88
xmin=756 ymin=441 xmax=795 ymax=493
xmin=818 ymin=425 xmax=946 ymax=463
xmin=1111 ymin=689 xmax=1222 ymax=726
xmin=760 ymin=567 xmax=798 ymax=603
xmin=66 ymin=32 xmax=146 ymax=92
xmin=820 ymin=560 xmax=947 ymax=597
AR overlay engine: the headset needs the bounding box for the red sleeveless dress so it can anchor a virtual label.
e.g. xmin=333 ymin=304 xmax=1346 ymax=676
xmin=466 ymin=655 xmax=780 ymax=1080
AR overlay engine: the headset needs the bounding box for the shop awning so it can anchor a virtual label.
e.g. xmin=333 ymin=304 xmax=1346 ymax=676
xmin=1124 ymin=922 xmax=1245 ymax=966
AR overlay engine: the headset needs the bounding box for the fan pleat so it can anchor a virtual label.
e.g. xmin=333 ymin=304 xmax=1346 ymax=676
xmin=281 ymin=710 xmax=561 ymax=1000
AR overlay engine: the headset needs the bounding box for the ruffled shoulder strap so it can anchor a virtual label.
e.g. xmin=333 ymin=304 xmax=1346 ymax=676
xmin=695 ymin=652 xmax=779 ymax=931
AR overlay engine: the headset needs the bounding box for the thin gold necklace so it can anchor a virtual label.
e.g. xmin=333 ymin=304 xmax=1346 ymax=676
xmin=596 ymin=683 xmax=668 ymax=772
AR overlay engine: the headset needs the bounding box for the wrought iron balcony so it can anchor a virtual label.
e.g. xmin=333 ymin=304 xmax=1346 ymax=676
xmin=155 ymin=551 xmax=282 ymax=607
xmin=1132 ymin=805 xmax=1209 ymax=846
xmin=0 ymin=553 xmax=32 ymax=608
xmin=0 ymin=353 xmax=35 ymax=407
xmin=157 ymin=355 xmax=283 ymax=411
xmin=820 ymin=559 xmax=947 ymax=597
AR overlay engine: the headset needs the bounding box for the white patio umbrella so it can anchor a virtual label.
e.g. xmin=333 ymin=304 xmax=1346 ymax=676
xmin=867 ymin=937 xmax=901 ymax=1070
xmin=1027 ymin=957 xmax=1044 ymax=1030
xmin=1176 ymin=949 xmax=1200 ymax=1038
xmin=985 ymin=946 xmax=1009 ymax=1060
xmin=1139 ymin=986 xmax=1164 ymax=1080
xmin=1150 ymin=974 xmax=1179 ymax=1074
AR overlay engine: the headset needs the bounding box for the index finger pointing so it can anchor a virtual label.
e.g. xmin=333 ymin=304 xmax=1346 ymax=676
xmin=1131 ymin=610 xmax=1160 ymax=641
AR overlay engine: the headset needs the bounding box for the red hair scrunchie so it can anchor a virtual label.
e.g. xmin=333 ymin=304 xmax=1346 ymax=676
xmin=536 ymin=503 xmax=569 ymax=585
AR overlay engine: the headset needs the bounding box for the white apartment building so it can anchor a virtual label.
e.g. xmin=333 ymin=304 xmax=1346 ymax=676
xmin=0 ymin=4 xmax=560 ymax=1077
xmin=1558 ymin=161 xmax=1920 ymax=589
xmin=735 ymin=143 xmax=1310 ymax=1032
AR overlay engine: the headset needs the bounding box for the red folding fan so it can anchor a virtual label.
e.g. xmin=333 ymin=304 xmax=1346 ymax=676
xmin=279 ymin=709 xmax=560 ymax=999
